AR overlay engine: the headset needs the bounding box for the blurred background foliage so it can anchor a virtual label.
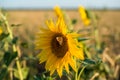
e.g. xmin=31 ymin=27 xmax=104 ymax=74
xmin=0 ymin=5 xmax=120 ymax=80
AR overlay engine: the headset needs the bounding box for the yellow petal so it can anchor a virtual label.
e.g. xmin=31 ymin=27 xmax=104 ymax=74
xmin=79 ymin=6 xmax=87 ymax=20
xmin=69 ymin=43 xmax=84 ymax=60
xmin=45 ymin=53 xmax=57 ymax=70
xmin=68 ymin=33 xmax=80 ymax=38
xmin=37 ymin=49 xmax=49 ymax=63
xmin=57 ymin=65 xmax=63 ymax=77
xmin=46 ymin=19 xmax=56 ymax=32
xmin=35 ymin=40 xmax=51 ymax=49
xmin=54 ymin=6 xmax=63 ymax=18
xmin=56 ymin=18 xmax=67 ymax=35
xmin=50 ymin=68 xmax=56 ymax=76
xmin=67 ymin=35 xmax=84 ymax=60
xmin=63 ymin=52 xmax=70 ymax=73
xmin=48 ymin=58 xmax=62 ymax=76
xmin=38 ymin=26 xmax=50 ymax=33
xmin=78 ymin=6 xmax=91 ymax=26
xmin=0 ymin=28 xmax=3 ymax=35
xmin=69 ymin=57 xmax=77 ymax=72
xmin=83 ymin=19 xmax=91 ymax=26
xmin=64 ymin=62 xmax=69 ymax=73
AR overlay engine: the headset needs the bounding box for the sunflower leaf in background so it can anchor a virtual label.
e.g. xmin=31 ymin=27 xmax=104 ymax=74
xmin=34 ymin=74 xmax=54 ymax=80
xmin=0 ymin=33 xmax=9 ymax=41
xmin=12 ymin=37 xmax=18 ymax=44
xmin=78 ymin=37 xmax=89 ymax=42
xmin=11 ymin=24 xmax=22 ymax=27
xmin=82 ymin=58 xmax=96 ymax=65
xmin=3 ymin=49 xmax=18 ymax=66
xmin=0 ymin=67 xmax=8 ymax=80
xmin=71 ymin=19 xmax=77 ymax=25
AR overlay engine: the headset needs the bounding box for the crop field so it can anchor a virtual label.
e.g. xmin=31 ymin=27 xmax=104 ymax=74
xmin=7 ymin=10 xmax=120 ymax=56
xmin=0 ymin=9 xmax=120 ymax=80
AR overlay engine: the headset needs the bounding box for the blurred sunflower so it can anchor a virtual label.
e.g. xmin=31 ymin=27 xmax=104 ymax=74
xmin=54 ymin=6 xmax=63 ymax=18
xmin=78 ymin=6 xmax=91 ymax=26
xmin=0 ymin=27 xmax=3 ymax=35
xmin=35 ymin=18 xmax=84 ymax=77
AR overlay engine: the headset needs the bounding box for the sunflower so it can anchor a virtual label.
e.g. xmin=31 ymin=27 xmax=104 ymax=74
xmin=36 ymin=18 xmax=84 ymax=77
xmin=54 ymin=6 xmax=63 ymax=18
xmin=78 ymin=6 xmax=91 ymax=26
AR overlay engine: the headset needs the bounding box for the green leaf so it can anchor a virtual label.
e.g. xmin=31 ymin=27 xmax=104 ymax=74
xmin=34 ymin=75 xmax=42 ymax=80
xmin=72 ymin=19 xmax=77 ymax=25
xmin=0 ymin=33 xmax=9 ymax=41
xmin=12 ymin=51 xmax=18 ymax=60
xmin=12 ymin=37 xmax=18 ymax=44
xmin=77 ymin=28 xmax=91 ymax=33
xmin=3 ymin=52 xmax=11 ymax=66
xmin=0 ymin=41 xmax=5 ymax=49
xmin=78 ymin=38 xmax=89 ymax=42
xmin=33 ymin=74 xmax=54 ymax=80
xmin=0 ymin=20 xmax=4 ymax=25
xmin=14 ymin=67 xmax=29 ymax=80
xmin=20 ymin=42 xmax=28 ymax=48
xmin=82 ymin=58 xmax=96 ymax=65
xmin=46 ymin=77 xmax=54 ymax=80
xmin=85 ymin=9 xmax=91 ymax=19
xmin=11 ymin=24 xmax=22 ymax=27
xmin=0 ymin=67 xmax=8 ymax=80
xmin=3 ymin=51 xmax=18 ymax=66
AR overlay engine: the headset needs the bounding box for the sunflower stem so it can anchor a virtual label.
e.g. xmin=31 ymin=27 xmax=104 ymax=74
xmin=75 ymin=68 xmax=78 ymax=80
xmin=78 ymin=66 xmax=86 ymax=80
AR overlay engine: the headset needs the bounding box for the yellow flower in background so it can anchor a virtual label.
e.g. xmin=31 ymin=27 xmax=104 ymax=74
xmin=78 ymin=6 xmax=91 ymax=26
xmin=35 ymin=18 xmax=84 ymax=77
xmin=0 ymin=27 xmax=3 ymax=35
xmin=54 ymin=6 xmax=63 ymax=18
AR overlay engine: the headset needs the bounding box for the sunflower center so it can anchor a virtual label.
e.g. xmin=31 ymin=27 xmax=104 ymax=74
xmin=51 ymin=33 xmax=68 ymax=58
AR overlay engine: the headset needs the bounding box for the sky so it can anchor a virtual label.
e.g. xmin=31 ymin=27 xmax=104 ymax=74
xmin=0 ymin=0 xmax=120 ymax=9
